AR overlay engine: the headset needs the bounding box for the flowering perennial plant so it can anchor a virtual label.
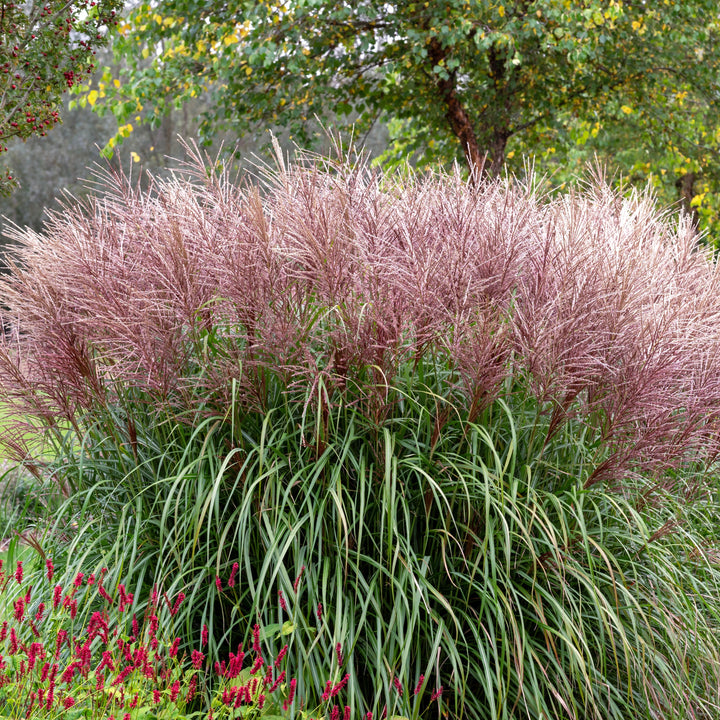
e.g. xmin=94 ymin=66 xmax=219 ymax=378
xmin=0 ymin=558 xmax=303 ymax=719
xmin=0 ymin=557 xmax=441 ymax=720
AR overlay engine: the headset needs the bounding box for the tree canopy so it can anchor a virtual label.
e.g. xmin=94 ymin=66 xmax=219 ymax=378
xmin=88 ymin=1 xmax=720 ymax=234
xmin=0 ymin=0 xmax=122 ymax=195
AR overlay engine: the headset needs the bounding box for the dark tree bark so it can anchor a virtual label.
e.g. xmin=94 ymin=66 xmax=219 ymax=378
xmin=676 ymin=171 xmax=700 ymax=230
xmin=427 ymin=37 xmax=486 ymax=180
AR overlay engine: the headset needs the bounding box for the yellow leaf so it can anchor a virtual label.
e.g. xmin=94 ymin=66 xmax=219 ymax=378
xmin=245 ymin=66 xmax=252 ymax=76
xmin=130 ymin=152 xmax=141 ymax=163
xmin=113 ymin=78 xmax=121 ymax=88
xmin=223 ymin=34 xmax=239 ymax=46
xmin=498 ymin=4 xmax=505 ymax=16
xmin=620 ymin=105 xmax=633 ymax=114
xmin=87 ymin=90 xmax=98 ymax=107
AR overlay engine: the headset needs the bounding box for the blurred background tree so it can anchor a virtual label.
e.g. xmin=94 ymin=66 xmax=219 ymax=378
xmin=5 ymin=0 xmax=720 ymax=243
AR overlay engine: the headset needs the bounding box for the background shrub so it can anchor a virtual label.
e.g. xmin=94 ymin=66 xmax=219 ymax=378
xmin=1 ymin=145 xmax=720 ymax=719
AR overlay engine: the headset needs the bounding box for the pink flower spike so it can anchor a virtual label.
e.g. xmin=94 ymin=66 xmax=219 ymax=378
xmin=215 ymin=575 xmax=223 ymax=592
xmin=392 ymin=676 xmax=402 ymax=694
xmin=292 ymin=565 xmax=305 ymax=593
xmin=278 ymin=589 xmax=288 ymax=612
xmin=46 ymin=559 xmax=54 ymax=582
xmin=414 ymin=674 xmax=425 ymax=695
xmin=228 ymin=562 xmax=239 ymax=588
xmin=191 ymin=650 xmax=205 ymax=669
xmin=171 ymin=592 xmax=185 ymax=616
xmin=252 ymin=623 xmax=261 ymax=653
xmin=430 ymin=687 xmax=443 ymax=701
xmin=201 ymin=624 xmax=209 ymax=648
xmin=335 ymin=642 xmax=343 ymax=665
xmin=317 ymin=602 xmax=323 ymax=620
xmin=344 ymin=706 xmax=351 ymax=720
xmin=14 ymin=561 xmax=22 ymax=584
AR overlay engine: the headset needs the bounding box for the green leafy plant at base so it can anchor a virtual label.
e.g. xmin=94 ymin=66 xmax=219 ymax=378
xmin=1 ymin=146 xmax=720 ymax=719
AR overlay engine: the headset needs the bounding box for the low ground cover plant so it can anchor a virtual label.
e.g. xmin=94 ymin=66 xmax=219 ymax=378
xmin=0 ymin=556 xmax=432 ymax=719
xmin=1 ymin=144 xmax=720 ymax=718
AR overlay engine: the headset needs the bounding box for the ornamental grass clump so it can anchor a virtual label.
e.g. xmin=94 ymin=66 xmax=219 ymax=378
xmin=2 ymin=144 xmax=720 ymax=719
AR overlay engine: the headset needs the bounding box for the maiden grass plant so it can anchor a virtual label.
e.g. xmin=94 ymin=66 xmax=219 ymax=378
xmin=1 ymin=144 xmax=720 ymax=718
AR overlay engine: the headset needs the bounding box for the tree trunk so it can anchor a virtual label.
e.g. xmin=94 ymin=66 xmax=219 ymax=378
xmin=675 ymin=171 xmax=700 ymax=230
xmin=427 ymin=37 xmax=485 ymax=181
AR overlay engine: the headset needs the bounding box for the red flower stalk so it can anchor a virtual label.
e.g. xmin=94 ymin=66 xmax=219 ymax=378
xmin=169 ymin=638 xmax=180 ymax=658
xmin=317 ymin=602 xmax=323 ymax=621
xmin=45 ymin=559 xmax=54 ymax=582
xmin=414 ymin=675 xmax=425 ymax=695
xmin=269 ymin=669 xmax=286 ymax=692
xmin=228 ymin=561 xmax=239 ymax=588
xmin=170 ymin=679 xmax=180 ymax=702
xmin=250 ymin=654 xmax=264 ymax=675
xmin=97 ymin=583 xmax=113 ymax=605
xmin=322 ymin=679 xmax=333 ymax=702
xmin=201 ymin=623 xmax=209 ymax=647
xmin=53 ymin=586 xmax=62 ymax=610
xmin=111 ymin=665 xmax=133 ymax=686
xmin=186 ymin=673 xmax=198 ymax=703
xmin=331 ymin=705 xmax=340 ymax=720
xmin=14 ymin=561 xmax=22 ymax=584
xmin=13 ymin=596 xmax=25 ymax=622
xmin=252 ymin=623 xmax=261 ymax=654
xmin=392 ymin=676 xmax=402 ymax=694
xmin=258 ymin=694 xmax=266 ymax=709
xmin=215 ymin=575 xmax=223 ymax=592
xmin=73 ymin=572 xmax=84 ymax=587
xmin=63 ymin=696 xmax=75 ymax=709
xmin=192 ymin=650 xmax=205 ymax=669
xmin=274 ymin=644 xmax=288 ymax=668
xmin=0 ymin=622 xmax=6 ymax=641
xmin=117 ymin=584 xmax=133 ymax=612
xmin=344 ymin=706 xmax=351 ymax=720
xmin=171 ymin=592 xmax=185 ymax=616
xmin=331 ymin=673 xmax=350 ymax=697
xmin=430 ymin=687 xmax=443 ymax=701
xmin=335 ymin=642 xmax=343 ymax=665
xmin=278 ymin=589 xmax=288 ymax=612
xmin=283 ymin=677 xmax=297 ymax=710
xmin=293 ymin=565 xmax=305 ymax=593
xmin=35 ymin=602 xmax=45 ymax=623
xmin=228 ymin=648 xmax=245 ymax=678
